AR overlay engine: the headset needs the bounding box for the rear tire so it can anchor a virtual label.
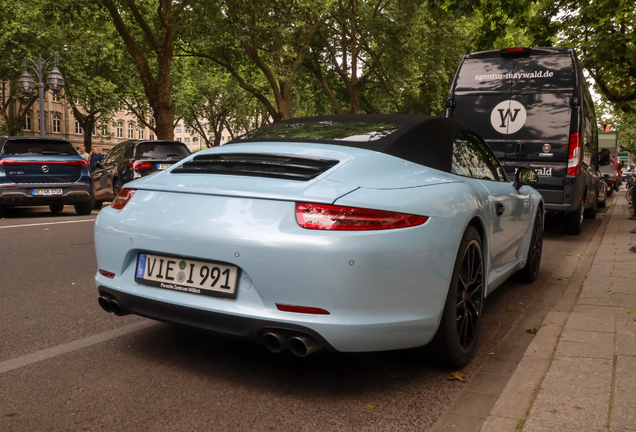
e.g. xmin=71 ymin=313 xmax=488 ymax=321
xmin=49 ymin=204 xmax=64 ymax=213
xmin=517 ymin=208 xmax=543 ymax=283
xmin=565 ymin=202 xmax=584 ymax=235
xmin=75 ymin=196 xmax=93 ymax=215
xmin=93 ymin=200 xmax=103 ymax=210
xmin=428 ymin=226 xmax=484 ymax=367
xmin=584 ymin=196 xmax=598 ymax=219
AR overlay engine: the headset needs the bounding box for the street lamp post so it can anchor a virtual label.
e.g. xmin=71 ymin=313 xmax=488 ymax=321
xmin=17 ymin=54 xmax=65 ymax=137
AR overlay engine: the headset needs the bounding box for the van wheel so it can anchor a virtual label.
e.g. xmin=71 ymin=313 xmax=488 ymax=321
xmin=584 ymin=196 xmax=598 ymax=219
xmin=565 ymin=202 xmax=584 ymax=235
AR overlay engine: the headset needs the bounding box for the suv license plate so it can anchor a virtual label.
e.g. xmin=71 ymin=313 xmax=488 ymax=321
xmin=157 ymin=164 xmax=172 ymax=170
xmin=135 ymin=253 xmax=239 ymax=298
xmin=32 ymin=188 xmax=63 ymax=196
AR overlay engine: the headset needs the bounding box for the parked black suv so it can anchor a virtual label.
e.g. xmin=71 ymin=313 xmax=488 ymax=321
xmin=446 ymin=47 xmax=610 ymax=234
xmin=92 ymin=140 xmax=191 ymax=205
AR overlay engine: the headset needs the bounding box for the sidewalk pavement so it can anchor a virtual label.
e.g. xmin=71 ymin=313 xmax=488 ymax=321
xmin=481 ymin=192 xmax=636 ymax=432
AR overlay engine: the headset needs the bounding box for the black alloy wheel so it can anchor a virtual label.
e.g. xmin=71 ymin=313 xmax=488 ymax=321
xmin=429 ymin=226 xmax=484 ymax=367
xmin=517 ymin=208 xmax=544 ymax=283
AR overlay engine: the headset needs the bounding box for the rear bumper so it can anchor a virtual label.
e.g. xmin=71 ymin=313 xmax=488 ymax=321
xmin=0 ymin=184 xmax=92 ymax=205
xmin=98 ymin=286 xmax=337 ymax=350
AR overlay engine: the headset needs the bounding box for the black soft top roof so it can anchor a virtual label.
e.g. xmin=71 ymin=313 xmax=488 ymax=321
xmin=228 ymin=114 xmax=476 ymax=173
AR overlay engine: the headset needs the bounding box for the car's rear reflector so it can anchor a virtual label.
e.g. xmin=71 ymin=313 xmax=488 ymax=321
xmin=276 ymin=304 xmax=330 ymax=315
xmin=501 ymin=47 xmax=531 ymax=55
xmin=98 ymin=269 xmax=116 ymax=279
xmin=567 ymin=133 xmax=582 ymax=176
xmin=111 ymin=188 xmax=136 ymax=210
xmin=296 ymin=203 xmax=428 ymax=231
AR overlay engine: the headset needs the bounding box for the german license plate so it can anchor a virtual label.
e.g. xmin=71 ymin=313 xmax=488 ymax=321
xmin=157 ymin=164 xmax=173 ymax=170
xmin=135 ymin=253 xmax=239 ymax=298
xmin=32 ymin=188 xmax=63 ymax=196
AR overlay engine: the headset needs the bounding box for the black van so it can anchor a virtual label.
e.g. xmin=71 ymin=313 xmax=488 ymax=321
xmin=446 ymin=47 xmax=610 ymax=234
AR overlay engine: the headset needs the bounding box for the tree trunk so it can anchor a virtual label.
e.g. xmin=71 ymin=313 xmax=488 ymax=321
xmin=153 ymin=105 xmax=174 ymax=140
xmin=83 ymin=118 xmax=94 ymax=151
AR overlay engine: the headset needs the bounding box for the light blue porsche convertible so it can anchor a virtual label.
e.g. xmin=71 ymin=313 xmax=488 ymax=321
xmin=94 ymin=115 xmax=543 ymax=367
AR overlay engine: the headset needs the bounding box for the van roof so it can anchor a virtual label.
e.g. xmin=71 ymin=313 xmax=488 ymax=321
xmin=466 ymin=47 xmax=573 ymax=59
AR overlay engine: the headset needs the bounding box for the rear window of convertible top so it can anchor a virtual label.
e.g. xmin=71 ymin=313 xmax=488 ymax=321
xmin=235 ymin=121 xmax=400 ymax=143
xmin=1 ymin=140 xmax=77 ymax=156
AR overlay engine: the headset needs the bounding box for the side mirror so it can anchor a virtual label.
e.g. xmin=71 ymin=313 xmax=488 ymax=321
xmin=514 ymin=167 xmax=539 ymax=190
xmin=599 ymin=148 xmax=610 ymax=166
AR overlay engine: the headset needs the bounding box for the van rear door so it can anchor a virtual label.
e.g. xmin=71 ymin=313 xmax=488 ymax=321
xmin=448 ymin=56 xmax=514 ymax=161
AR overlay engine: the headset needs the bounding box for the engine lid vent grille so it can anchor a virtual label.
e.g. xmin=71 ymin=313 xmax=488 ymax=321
xmin=171 ymin=153 xmax=339 ymax=181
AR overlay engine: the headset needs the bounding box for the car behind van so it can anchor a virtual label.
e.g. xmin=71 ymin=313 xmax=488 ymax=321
xmin=446 ymin=47 xmax=610 ymax=234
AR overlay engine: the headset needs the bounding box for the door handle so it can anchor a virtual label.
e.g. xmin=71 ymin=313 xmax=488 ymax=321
xmin=495 ymin=202 xmax=505 ymax=217
xmin=516 ymin=143 xmax=525 ymax=157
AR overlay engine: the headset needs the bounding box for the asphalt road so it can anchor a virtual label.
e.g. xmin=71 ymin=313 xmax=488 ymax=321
xmin=0 ymin=203 xmax=607 ymax=431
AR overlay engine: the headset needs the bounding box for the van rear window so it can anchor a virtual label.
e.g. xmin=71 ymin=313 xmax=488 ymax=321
xmin=455 ymin=53 xmax=575 ymax=92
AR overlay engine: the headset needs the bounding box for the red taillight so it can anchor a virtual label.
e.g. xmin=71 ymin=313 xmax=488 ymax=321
xmin=276 ymin=304 xmax=330 ymax=315
xmin=127 ymin=161 xmax=152 ymax=170
xmin=501 ymin=48 xmax=530 ymax=55
xmin=296 ymin=203 xmax=428 ymax=231
xmin=98 ymin=269 xmax=116 ymax=279
xmin=567 ymin=133 xmax=582 ymax=176
xmin=111 ymin=188 xmax=136 ymax=210
xmin=1 ymin=185 xmax=19 ymax=188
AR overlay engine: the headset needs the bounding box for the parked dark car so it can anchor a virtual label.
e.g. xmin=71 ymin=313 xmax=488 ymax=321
xmin=446 ymin=47 xmax=610 ymax=235
xmin=92 ymin=140 xmax=191 ymax=205
xmin=0 ymin=136 xmax=93 ymax=215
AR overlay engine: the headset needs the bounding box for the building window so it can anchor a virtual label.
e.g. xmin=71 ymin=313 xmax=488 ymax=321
xmin=149 ymin=133 xmax=154 ymax=140
xmin=185 ymin=137 xmax=190 ymax=144
xmin=75 ymin=120 xmax=83 ymax=134
xmin=117 ymin=122 xmax=123 ymax=138
xmin=128 ymin=123 xmax=134 ymax=139
xmin=23 ymin=113 xmax=31 ymax=131
xmin=176 ymin=137 xmax=182 ymax=142
xmin=185 ymin=126 xmax=192 ymax=134
xmin=176 ymin=126 xmax=182 ymax=134
xmin=53 ymin=115 xmax=61 ymax=133
xmin=138 ymin=127 xmax=144 ymax=139
xmin=53 ymin=93 xmax=60 ymax=103
xmin=102 ymin=121 xmax=109 ymax=136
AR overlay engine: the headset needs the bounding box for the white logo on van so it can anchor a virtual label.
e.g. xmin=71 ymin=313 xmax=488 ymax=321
xmin=490 ymin=100 xmax=527 ymax=134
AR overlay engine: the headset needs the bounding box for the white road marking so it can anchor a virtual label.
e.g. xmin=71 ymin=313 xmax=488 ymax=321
xmin=0 ymin=219 xmax=95 ymax=229
xmin=0 ymin=320 xmax=157 ymax=374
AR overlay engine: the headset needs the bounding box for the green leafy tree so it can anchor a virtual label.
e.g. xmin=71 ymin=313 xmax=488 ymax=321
xmin=100 ymin=0 xmax=183 ymax=139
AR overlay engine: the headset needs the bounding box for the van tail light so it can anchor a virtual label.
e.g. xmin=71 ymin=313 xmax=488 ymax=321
xmin=296 ymin=203 xmax=428 ymax=231
xmin=567 ymin=133 xmax=582 ymax=176
xmin=126 ymin=161 xmax=153 ymax=170
xmin=111 ymin=188 xmax=136 ymax=210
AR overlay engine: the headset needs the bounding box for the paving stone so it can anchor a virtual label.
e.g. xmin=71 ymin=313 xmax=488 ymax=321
xmin=540 ymin=357 xmax=612 ymax=395
xmin=574 ymin=304 xmax=627 ymax=316
xmin=555 ymin=330 xmax=614 ymax=359
xmin=523 ymin=418 xmax=607 ymax=432
xmin=429 ymin=412 xmax=484 ymax=432
xmin=489 ymin=357 xmax=551 ymax=420
xmin=489 ymin=345 xmax=528 ymax=363
xmin=479 ymin=416 xmax=521 ymax=432
xmin=448 ymin=391 xmax=498 ymax=419
xmin=500 ymin=331 xmax=537 ymax=349
xmin=616 ymin=334 xmax=636 ymax=356
xmin=611 ymin=406 xmax=636 ymax=430
xmin=616 ymin=317 xmax=636 ymax=336
xmin=616 ymin=356 xmax=636 ymax=388
xmin=578 ymin=297 xmax=622 ymax=307
xmin=465 ymin=373 xmax=510 ymax=396
xmin=529 ymin=390 xmax=610 ymax=429
xmin=565 ymin=311 xmax=615 ymax=333
xmin=614 ymin=386 xmax=636 ymax=408
xmin=479 ymin=358 xmax=518 ymax=378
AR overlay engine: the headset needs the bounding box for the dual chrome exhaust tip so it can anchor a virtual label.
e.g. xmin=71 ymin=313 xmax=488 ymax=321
xmin=263 ymin=331 xmax=322 ymax=357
